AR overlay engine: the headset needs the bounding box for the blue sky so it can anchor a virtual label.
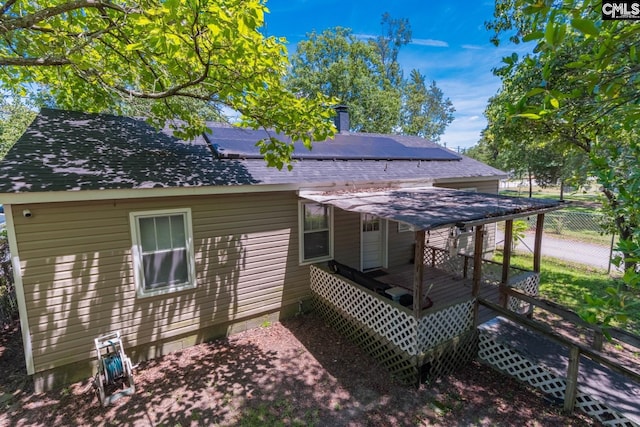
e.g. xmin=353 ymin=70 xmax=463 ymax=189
xmin=263 ymin=0 xmax=528 ymax=150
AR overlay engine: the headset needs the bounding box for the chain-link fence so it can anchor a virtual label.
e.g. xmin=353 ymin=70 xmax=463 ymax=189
xmin=495 ymin=211 xmax=620 ymax=275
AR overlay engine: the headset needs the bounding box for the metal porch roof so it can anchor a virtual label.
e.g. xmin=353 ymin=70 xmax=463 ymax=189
xmin=299 ymin=187 xmax=564 ymax=231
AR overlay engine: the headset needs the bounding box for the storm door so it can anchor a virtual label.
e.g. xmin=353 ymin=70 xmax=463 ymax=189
xmin=361 ymin=214 xmax=386 ymax=270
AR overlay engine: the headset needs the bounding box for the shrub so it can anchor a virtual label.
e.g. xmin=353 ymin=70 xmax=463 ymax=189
xmin=0 ymin=232 xmax=17 ymax=325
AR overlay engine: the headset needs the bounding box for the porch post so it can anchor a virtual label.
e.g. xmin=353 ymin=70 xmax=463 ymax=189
xmin=500 ymin=220 xmax=514 ymax=307
xmin=472 ymin=225 xmax=485 ymax=327
xmin=533 ymin=214 xmax=545 ymax=273
xmin=471 ymin=225 xmax=485 ymax=297
xmin=413 ymin=230 xmax=426 ymax=317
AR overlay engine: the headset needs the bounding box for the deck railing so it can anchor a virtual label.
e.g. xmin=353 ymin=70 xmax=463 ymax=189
xmin=423 ymin=245 xmax=527 ymax=283
xmin=423 ymin=245 xmax=540 ymax=314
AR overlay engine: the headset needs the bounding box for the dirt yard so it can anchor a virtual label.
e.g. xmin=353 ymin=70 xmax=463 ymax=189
xmin=0 ymin=313 xmax=597 ymax=426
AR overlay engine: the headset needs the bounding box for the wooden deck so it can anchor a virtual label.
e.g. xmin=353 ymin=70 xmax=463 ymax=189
xmin=375 ymin=264 xmax=501 ymax=323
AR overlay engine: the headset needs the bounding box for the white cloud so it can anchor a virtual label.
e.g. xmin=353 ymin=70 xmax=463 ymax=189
xmin=461 ymin=44 xmax=484 ymax=50
xmin=440 ymin=118 xmax=487 ymax=150
xmin=351 ymin=35 xmax=450 ymax=49
xmin=412 ymin=38 xmax=449 ymax=48
xmin=353 ymin=33 xmax=376 ymax=41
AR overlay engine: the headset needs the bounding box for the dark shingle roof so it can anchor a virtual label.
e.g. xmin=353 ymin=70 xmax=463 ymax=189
xmin=0 ymin=108 xmax=506 ymax=194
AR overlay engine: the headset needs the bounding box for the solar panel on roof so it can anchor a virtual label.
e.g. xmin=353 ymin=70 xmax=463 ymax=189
xmin=204 ymin=127 xmax=461 ymax=161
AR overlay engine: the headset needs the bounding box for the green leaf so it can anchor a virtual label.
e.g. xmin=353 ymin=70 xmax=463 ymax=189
xmin=125 ymin=42 xmax=143 ymax=51
xmin=525 ymin=88 xmax=546 ymax=97
xmin=523 ymin=31 xmax=544 ymax=42
xmin=549 ymin=97 xmax=559 ymax=109
xmin=544 ymin=21 xmax=556 ymax=47
xmin=615 ymin=313 xmax=629 ymax=323
xmin=571 ymin=18 xmax=599 ymax=36
xmin=514 ymin=113 xmax=541 ymax=120
xmin=565 ymin=61 xmax=584 ymax=69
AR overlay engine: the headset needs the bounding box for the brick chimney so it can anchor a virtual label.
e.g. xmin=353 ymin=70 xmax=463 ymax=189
xmin=334 ymin=105 xmax=350 ymax=133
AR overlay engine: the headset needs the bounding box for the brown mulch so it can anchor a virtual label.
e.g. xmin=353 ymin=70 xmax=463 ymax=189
xmin=0 ymin=314 xmax=598 ymax=426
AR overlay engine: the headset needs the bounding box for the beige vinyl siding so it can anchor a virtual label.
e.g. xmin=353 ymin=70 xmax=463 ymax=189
xmin=14 ymin=192 xmax=310 ymax=373
xmin=332 ymin=209 xmax=360 ymax=269
xmin=387 ymin=222 xmax=415 ymax=268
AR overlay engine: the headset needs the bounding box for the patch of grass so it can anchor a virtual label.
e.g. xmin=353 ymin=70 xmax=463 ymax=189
xmin=499 ymin=188 xmax=602 ymax=213
xmin=496 ymin=252 xmax=639 ymax=334
xmin=500 ymin=188 xmax=615 ymax=245
xmin=237 ymin=399 xmax=318 ymax=427
xmin=260 ymin=317 xmax=272 ymax=328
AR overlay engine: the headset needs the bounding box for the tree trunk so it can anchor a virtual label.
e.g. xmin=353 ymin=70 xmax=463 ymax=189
xmin=528 ymin=170 xmax=533 ymax=198
xmin=603 ymin=186 xmax=638 ymax=273
xmin=618 ymin=223 xmax=637 ymax=273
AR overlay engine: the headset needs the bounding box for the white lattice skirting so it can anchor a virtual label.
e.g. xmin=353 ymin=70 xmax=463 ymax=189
xmin=508 ymin=272 xmax=540 ymax=314
xmin=310 ymin=265 xmax=477 ymax=385
xmin=310 ymin=265 xmax=418 ymax=355
xmin=478 ymin=327 xmax=637 ymax=427
xmin=417 ymin=300 xmax=474 ymax=352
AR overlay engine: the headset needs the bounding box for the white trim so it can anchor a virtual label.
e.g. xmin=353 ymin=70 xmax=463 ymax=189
xmin=4 ymin=205 xmax=35 ymax=374
xmin=129 ymin=208 xmax=196 ymax=298
xmin=298 ymin=200 xmax=334 ymax=265
xmin=383 ymin=219 xmax=388 ymax=268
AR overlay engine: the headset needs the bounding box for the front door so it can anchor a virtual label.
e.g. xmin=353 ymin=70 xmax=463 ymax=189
xmin=361 ymin=214 xmax=384 ymax=270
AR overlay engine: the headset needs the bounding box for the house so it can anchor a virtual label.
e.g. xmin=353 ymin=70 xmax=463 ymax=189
xmin=0 ymin=108 xmax=560 ymax=391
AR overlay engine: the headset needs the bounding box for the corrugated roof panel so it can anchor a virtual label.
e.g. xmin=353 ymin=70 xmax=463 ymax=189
xmin=300 ymin=188 xmax=563 ymax=231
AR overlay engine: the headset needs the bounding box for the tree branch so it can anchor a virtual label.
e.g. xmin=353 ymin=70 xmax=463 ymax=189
xmin=0 ymin=0 xmax=17 ymax=17
xmin=0 ymin=0 xmax=134 ymax=33
xmin=0 ymin=56 xmax=71 ymax=66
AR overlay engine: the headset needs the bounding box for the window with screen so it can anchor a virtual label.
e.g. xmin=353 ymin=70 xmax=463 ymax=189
xmin=130 ymin=208 xmax=195 ymax=297
xmin=299 ymin=201 xmax=333 ymax=263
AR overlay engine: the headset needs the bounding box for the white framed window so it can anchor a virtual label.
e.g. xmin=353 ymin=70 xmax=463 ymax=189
xmin=362 ymin=214 xmax=380 ymax=232
xmin=299 ymin=201 xmax=333 ymax=264
xmin=130 ymin=208 xmax=196 ymax=297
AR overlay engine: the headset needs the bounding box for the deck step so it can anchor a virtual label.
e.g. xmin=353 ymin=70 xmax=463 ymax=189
xmin=478 ymin=317 xmax=640 ymax=427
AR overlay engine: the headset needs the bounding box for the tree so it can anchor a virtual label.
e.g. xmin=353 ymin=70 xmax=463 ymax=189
xmin=287 ymin=15 xmax=455 ymax=140
xmin=487 ymin=0 xmax=640 ymax=329
xmin=0 ymin=97 xmax=36 ymax=159
xmin=0 ymin=0 xmax=335 ymax=169
xmin=476 ymin=53 xmax=590 ymax=197
xmin=374 ymin=12 xmax=412 ymax=87
xmin=286 ymin=27 xmax=400 ymax=134
xmin=401 ymin=69 xmax=455 ymax=141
